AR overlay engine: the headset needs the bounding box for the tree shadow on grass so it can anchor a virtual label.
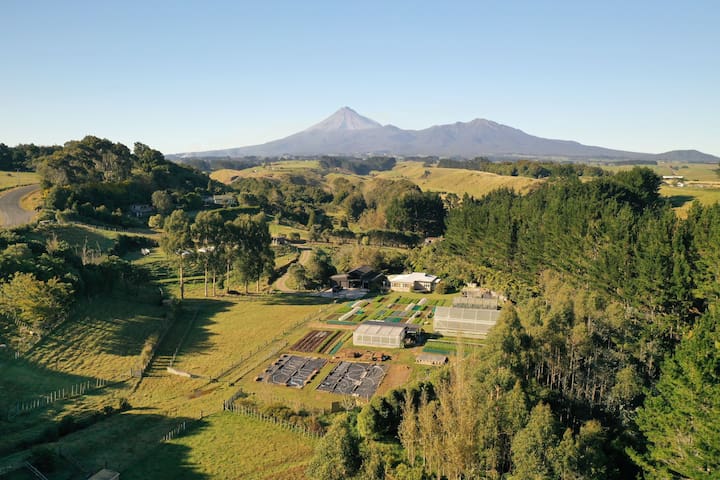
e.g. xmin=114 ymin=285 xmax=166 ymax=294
xmin=666 ymin=194 xmax=696 ymax=208
xmin=54 ymin=413 xmax=211 ymax=480
xmin=260 ymin=293 xmax=335 ymax=307
xmin=164 ymin=299 xmax=235 ymax=359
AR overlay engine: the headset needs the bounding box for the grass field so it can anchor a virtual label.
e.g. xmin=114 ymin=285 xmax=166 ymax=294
xmin=603 ymin=161 xmax=720 ymax=182
xmin=376 ymin=161 xmax=541 ymax=197
xmin=0 ymin=171 xmax=39 ymax=190
xmin=123 ymin=412 xmax=315 ymax=480
xmin=593 ymin=162 xmax=720 ymax=216
xmin=211 ymin=161 xmax=321 ymax=185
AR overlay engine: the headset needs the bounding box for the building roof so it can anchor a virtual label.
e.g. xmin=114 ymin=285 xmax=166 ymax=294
xmin=332 ymin=266 xmax=385 ymax=282
xmin=416 ymin=352 xmax=448 ymax=364
xmin=355 ymin=321 xmax=408 ymax=338
xmin=89 ymin=469 xmax=120 ymax=480
xmin=434 ymin=306 xmax=500 ymax=324
xmin=388 ymin=272 xmax=439 ymax=283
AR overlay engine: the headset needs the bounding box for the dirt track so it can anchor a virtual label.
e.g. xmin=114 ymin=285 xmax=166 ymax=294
xmin=274 ymin=247 xmax=313 ymax=292
xmin=0 ymin=184 xmax=40 ymax=227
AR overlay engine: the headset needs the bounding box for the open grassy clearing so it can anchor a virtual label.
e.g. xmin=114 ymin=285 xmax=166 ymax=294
xmin=603 ymin=161 xmax=720 ymax=181
xmin=661 ymin=185 xmax=720 ymax=217
xmin=376 ymin=161 xmax=541 ymax=197
xmin=169 ymin=289 xmax=332 ymax=380
xmin=0 ymin=171 xmax=39 ymax=190
xmin=123 ymin=412 xmax=316 ymax=480
xmin=24 ymin=290 xmax=167 ymax=381
xmin=210 ymin=161 xmax=321 ymax=184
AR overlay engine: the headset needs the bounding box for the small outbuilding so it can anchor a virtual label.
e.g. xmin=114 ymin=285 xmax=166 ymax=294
xmin=89 ymin=469 xmax=120 ymax=480
xmin=353 ymin=321 xmax=419 ymax=349
xmin=416 ymin=352 xmax=448 ymax=366
xmin=433 ymin=306 xmax=501 ymax=339
xmin=387 ymin=272 xmax=441 ymax=293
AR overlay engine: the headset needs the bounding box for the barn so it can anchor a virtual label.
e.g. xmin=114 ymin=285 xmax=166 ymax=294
xmin=433 ymin=306 xmax=501 ymax=339
xmin=353 ymin=321 xmax=418 ymax=348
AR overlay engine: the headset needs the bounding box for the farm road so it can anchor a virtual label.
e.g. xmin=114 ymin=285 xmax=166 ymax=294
xmin=274 ymin=247 xmax=313 ymax=292
xmin=0 ymin=184 xmax=40 ymax=227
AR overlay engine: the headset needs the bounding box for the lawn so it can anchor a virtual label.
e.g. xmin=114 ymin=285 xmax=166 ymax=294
xmin=122 ymin=412 xmax=316 ymax=480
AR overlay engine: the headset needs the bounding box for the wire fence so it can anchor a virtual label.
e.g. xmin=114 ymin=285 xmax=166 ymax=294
xmin=222 ymin=402 xmax=323 ymax=439
xmin=7 ymin=377 xmax=115 ymax=420
xmin=213 ymin=304 xmax=332 ymax=382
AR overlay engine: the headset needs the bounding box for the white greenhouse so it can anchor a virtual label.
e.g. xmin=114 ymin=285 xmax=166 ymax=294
xmin=433 ymin=306 xmax=501 ymax=339
xmin=353 ymin=321 xmax=412 ymax=349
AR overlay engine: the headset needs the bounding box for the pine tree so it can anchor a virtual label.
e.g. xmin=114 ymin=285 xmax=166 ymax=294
xmin=636 ymin=307 xmax=720 ymax=479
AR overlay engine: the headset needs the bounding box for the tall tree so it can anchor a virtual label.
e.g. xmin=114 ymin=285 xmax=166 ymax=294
xmin=191 ymin=211 xmax=225 ymax=297
xmin=160 ymin=210 xmax=193 ymax=300
xmin=306 ymin=414 xmax=361 ymax=480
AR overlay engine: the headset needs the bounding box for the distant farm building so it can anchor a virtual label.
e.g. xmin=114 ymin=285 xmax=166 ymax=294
xmin=271 ymin=235 xmax=287 ymax=246
xmin=353 ymin=321 xmax=420 ymax=349
xmin=331 ymin=265 xmax=387 ymax=290
xmin=433 ymin=306 xmax=501 ymax=339
xmin=416 ymin=352 xmax=448 ymax=366
xmin=387 ymin=272 xmax=441 ymax=293
xmin=130 ymin=204 xmax=154 ymax=217
xmin=662 ymin=175 xmax=685 ymax=187
xmin=204 ymin=194 xmax=238 ymax=207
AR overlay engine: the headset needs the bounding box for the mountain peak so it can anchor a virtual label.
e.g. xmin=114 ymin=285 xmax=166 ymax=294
xmin=304 ymin=107 xmax=382 ymax=132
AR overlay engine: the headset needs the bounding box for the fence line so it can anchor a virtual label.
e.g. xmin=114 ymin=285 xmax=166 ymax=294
xmin=222 ymin=402 xmax=323 ymax=439
xmin=170 ymin=309 xmax=199 ymax=368
xmin=213 ymin=304 xmax=331 ymax=382
xmin=162 ymin=421 xmax=189 ymax=442
xmin=7 ymin=377 xmax=114 ymax=420
xmin=130 ymin=303 xmax=178 ymax=379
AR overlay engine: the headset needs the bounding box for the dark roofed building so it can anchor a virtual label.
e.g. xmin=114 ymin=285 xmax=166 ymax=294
xmin=330 ymin=265 xmax=388 ymax=290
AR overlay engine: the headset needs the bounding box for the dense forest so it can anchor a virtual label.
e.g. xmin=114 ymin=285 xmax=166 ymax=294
xmin=308 ymin=167 xmax=720 ymax=479
xmin=36 ymin=136 xmax=216 ymax=226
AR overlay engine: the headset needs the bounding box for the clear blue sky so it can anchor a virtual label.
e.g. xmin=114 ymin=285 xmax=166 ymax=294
xmin=2 ymin=0 xmax=718 ymax=155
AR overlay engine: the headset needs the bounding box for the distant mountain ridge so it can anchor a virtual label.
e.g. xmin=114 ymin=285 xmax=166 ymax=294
xmin=173 ymin=107 xmax=719 ymax=163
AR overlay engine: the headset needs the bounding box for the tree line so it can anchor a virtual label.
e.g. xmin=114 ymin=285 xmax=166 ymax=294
xmin=35 ymin=136 xmax=218 ymax=227
xmin=160 ymin=210 xmax=274 ymax=299
xmin=437 ymin=157 xmax=608 ymax=179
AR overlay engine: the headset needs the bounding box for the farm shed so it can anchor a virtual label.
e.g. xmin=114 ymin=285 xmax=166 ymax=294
xmin=89 ymin=469 xmax=120 ymax=480
xmin=331 ymin=265 xmax=387 ymax=290
xmin=416 ymin=352 xmax=448 ymax=366
xmin=387 ymin=272 xmax=441 ymax=293
xmin=353 ymin=321 xmax=416 ymax=348
xmin=433 ymin=306 xmax=501 ymax=339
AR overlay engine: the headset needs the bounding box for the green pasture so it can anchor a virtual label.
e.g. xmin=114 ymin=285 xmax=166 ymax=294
xmin=0 ymin=171 xmax=39 ymax=190
xmin=123 ymin=412 xmax=316 ymax=480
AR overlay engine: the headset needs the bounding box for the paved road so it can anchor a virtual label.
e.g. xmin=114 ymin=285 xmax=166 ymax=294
xmin=0 ymin=184 xmax=40 ymax=227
